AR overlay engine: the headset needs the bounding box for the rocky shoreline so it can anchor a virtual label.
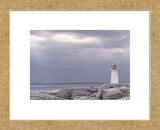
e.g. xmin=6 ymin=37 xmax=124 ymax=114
xmin=30 ymin=84 xmax=130 ymax=100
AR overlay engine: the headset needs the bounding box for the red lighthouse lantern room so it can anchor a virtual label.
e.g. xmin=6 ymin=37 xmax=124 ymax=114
xmin=112 ymin=64 xmax=117 ymax=70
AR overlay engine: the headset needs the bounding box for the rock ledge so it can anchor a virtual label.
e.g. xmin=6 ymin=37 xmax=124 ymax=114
xmin=30 ymin=84 xmax=130 ymax=100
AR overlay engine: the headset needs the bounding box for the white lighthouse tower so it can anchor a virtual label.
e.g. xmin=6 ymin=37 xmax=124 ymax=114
xmin=110 ymin=64 xmax=119 ymax=84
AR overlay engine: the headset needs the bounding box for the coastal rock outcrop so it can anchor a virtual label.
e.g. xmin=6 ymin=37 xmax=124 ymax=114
xmin=71 ymin=90 xmax=91 ymax=100
xmin=102 ymin=88 xmax=124 ymax=99
xmin=30 ymin=84 xmax=130 ymax=100
xmin=56 ymin=89 xmax=73 ymax=99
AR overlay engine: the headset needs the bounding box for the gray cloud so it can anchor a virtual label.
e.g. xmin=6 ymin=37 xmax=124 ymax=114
xmin=30 ymin=30 xmax=130 ymax=84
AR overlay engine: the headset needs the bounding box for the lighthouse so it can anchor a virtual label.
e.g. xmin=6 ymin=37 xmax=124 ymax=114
xmin=110 ymin=64 xmax=119 ymax=84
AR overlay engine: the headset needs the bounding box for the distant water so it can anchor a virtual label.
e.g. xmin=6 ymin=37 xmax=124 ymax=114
xmin=30 ymin=84 xmax=104 ymax=92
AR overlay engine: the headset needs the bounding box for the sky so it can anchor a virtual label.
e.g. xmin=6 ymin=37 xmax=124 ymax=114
xmin=30 ymin=30 xmax=130 ymax=84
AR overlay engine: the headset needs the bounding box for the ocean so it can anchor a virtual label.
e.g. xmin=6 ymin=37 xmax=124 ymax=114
xmin=30 ymin=84 xmax=104 ymax=92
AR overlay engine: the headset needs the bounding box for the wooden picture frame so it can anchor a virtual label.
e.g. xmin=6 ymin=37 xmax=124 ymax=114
xmin=0 ymin=0 xmax=160 ymax=129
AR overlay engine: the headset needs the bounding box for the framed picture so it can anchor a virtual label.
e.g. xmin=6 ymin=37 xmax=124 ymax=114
xmin=0 ymin=0 xmax=160 ymax=129
xmin=30 ymin=30 xmax=130 ymax=101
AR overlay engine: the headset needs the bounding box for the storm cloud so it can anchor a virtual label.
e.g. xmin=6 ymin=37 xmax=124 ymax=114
xmin=30 ymin=30 xmax=130 ymax=84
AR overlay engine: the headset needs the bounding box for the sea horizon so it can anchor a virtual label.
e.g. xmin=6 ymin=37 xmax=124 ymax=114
xmin=30 ymin=81 xmax=130 ymax=85
xmin=30 ymin=82 xmax=130 ymax=92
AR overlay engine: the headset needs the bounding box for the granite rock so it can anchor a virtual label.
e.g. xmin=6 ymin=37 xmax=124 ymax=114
xmin=56 ymin=89 xmax=73 ymax=99
xmin=71 ymin=90 xmax=91 ymax=99
xmin=103 ymin=87 xmax=125 ymax=99
xmin=30 ymin=84 xmax=130 ymax=100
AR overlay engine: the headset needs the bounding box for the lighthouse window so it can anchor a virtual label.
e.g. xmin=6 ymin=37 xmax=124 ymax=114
xmin=112 ymin=65 xmax=117 ymax=68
